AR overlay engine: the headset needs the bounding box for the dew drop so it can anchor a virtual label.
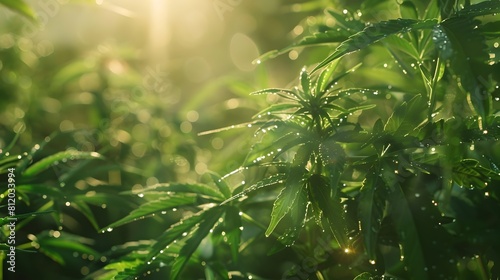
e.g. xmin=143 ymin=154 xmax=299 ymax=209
xmin=106 ymin=227 xmax=113 ymax=232
xmin=369 ymin=260 xmax=376 ymax=265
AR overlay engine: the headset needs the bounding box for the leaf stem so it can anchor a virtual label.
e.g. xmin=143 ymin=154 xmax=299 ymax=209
xmin=428 ymin=56 xmax=441 ymax=123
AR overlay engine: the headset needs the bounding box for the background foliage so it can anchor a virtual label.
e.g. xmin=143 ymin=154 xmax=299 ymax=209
xmin=1 ymin=0 xmax=500 ymax=279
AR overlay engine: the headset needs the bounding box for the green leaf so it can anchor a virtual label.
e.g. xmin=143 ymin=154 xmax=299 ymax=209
xmin=134 ymin=183 xmax=225 ymax=201
xmin=455 ymin=0 xmax=500 ymax=17
xmin=400 ymin=1 xmax=420 ymax=20
xmin=358 ymin=171 xmax=386 ymax=260
xmin=16 ymin=184 xmax=62 ymax=198
xmin=254 ymin=103 xmax=300 ymax=117
xmin=382 ymin=34 xmax=421 ymax=60
xmin=436 ymin=16 xmax=492 ymax=118
xmin=250 ymin=88 xmax=298 ymax=97
xmin=148 ymin=209 xmax=210 ymax=261
xmin=384 ymin=95 xmax=426 ymax=135
xmin=273 ymin=186 xmax=308 ymax=252
xmin=319 ymin=138 xmax=346 ymax=166
xmin=312 ymin=19 xmax=438 ymax=72
xmin=224 ymin=206 xmax=242 ymax=262
xmin=0 ymin=133 xmax=20 ymax=156
xmin=382 ymin=167 xmax=428 ymax=280
xmin=36 ymin=231 xmax=99 ymax=266
xmin=222 ymin=173 xmax=286 ymax=205
xmin=51 ymin=60 xmax=95 ymax=90
xmin=0 ymin=0 xmax=36 ymax=20
xmin=104 ymin=195 xmax=198 ymax=230
xmin=326 ymin=9 xmax=366 ymax=33
xmin=170 ymin=207 xmax=224 ymax=280
xmin=208 ymin=172 xmax=232 ymax=199
xmin=452 ymin=159 xmax=500 ymax=189
xmin=72 ymin=201 xmax=100 ymax=231
xmin=23 ymin=151 xmax=104 ymax=177
xmin=316 ymin=60 xmax=340 ymax=94
xmin=204 ymin=263 xmax=229 ymax=280
xmin=307 ymin=174 xmax=349 ymax=249
xmin=265 ymin=145 xmax=312 ymax=237
xmin=300 ymin=68 xmax=311 ymax=96
xmin=438 ymin=0 xmax=456 ymax=19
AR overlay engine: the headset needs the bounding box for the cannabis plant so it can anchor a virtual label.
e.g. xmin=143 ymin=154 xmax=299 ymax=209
xmin=89 ymin=0 xmax=500 ymax=279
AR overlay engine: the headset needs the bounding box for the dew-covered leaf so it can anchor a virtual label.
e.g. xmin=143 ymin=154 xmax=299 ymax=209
xmin=265 ymin=145 xmax=312 ymax=237
xmin=208 ymin=171 xmax=232 ymax=199
xmin=452 ymin=159 xmax=500 ymax=189
xmin=382 ymin=167 xmax=428 ymax=280
xmin=250 ymin=88 xmax=298 ymax=98
xmin=319 ymin=138 xmax=346 ymax=166
xmin=133 ymin=183 xmax=225 ymax=201
xmin=274 ymin=185 xmax=308 ymax=252
xmin=170 ymin=207 xmax=224 ymax=280
xmin=204 ymin=263 xmax=229 ymax=280
xmin=222 ymin=173 xmax=286 ymax=205
xmin=307 ymin=174 xmax=349 ymax=249
xmin=224 ymin=206 xmax=242 ymax=262
xmin=326 ymin=9 xmax=366 ymax=33
xmin=23 ymin=151 xmax=104 ymax=177
xmin=438 ymin=0 xmax=456 ymax=19
xmin=253 ymin=103 xmax=300 ymax=118
xmin=103 ymin=195 xmax=198 ymax=230
xmin=148 ymin=210 xmax=209 ymax=262
xmin=316 ymin=60 xmax=339 ymax=94
xmin=384 ymin=95 xmax=426 ymax=135
xmin=313 ymin=19 xmax=438 ymax=72
xmin=382 ymin=34 xmax=420 ymax=60
xmin=358 ymin=171 xmax=386 ymax=260
xmin=455 ymin=0 xmax=500 ymax=17
xmin=35 ymin=231 xmax=100 ymax=266
xmin=300 ymin=68 xmax=311 ymax=97
xmin=436 ymin=16 xmax=492 ymax=118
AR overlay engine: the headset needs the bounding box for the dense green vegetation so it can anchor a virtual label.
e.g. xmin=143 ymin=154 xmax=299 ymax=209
xmin=1 ymin=0 xmax=500 ymax=279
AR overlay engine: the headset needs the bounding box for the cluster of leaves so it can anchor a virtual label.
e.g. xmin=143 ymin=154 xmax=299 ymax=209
xmin=90 ymin=0 xmax=500 ymax=279
xmin=0 ymin=133 xmax=134 ymax=277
